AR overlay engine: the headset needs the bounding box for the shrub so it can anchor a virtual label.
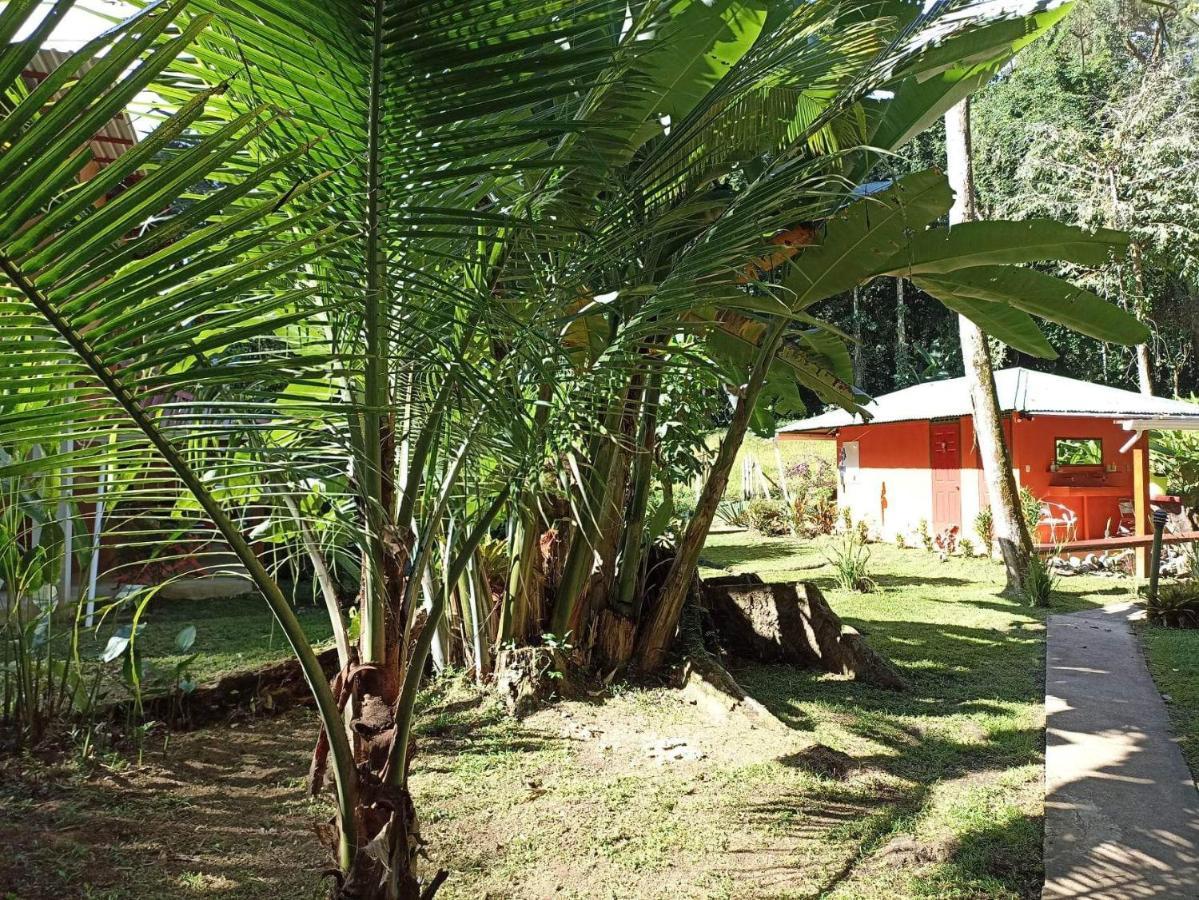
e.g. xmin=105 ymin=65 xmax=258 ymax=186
xmin=974 ymin=507 xmax=994 ymax=551
xmin=1151 ymin=426 xmax=1199 ymax=511
xmin=959 ymin=538 xmax=975 ymax=557
xmin=786 ymin=459 xmax=838 ymax=536
xmin=895 ymin=533 xmax=907 ymax=549
xmin=1147 ymin=582 xmax=1199 ymax=629
xmin=1022 ymin=553 xmax=1056 ymax=607
xmin=824 ymin=519 xmax=875 ymax=592
xmin=806 ymin=494 xmax=837 ymax=536
xmin=672 ymin=483 xmax=698 ymax=520
xmin=745 ymin=498 xmax=790 ymax=536
xmin=916 ymin=519 xmax=933 ymax=551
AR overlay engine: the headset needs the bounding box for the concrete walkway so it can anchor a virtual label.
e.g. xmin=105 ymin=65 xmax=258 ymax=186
xmin=1045 ymin=603 xmax=1199 ymax=899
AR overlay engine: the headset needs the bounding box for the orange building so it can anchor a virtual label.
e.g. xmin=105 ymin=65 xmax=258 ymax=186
xmin=778 ymin=368 xmax=1199 ymax=548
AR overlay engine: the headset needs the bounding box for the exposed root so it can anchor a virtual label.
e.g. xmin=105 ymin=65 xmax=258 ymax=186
xmin=677 ymin=653 xmax=789 ymax=730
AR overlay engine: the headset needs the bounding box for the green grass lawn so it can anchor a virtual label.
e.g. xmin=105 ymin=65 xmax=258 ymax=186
xmin=410 ymin=533 xmax=1133 ymax=899
xmin=1140 ymin=624 xmax=1199 ymax=778
xmin=691 ymin=531 xmax=1128 ymax=899
xmin=15 ymin=589 xmax=334 ymax=704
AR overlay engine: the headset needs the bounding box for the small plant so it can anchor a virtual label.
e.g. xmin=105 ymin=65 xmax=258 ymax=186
xmin=934 ymin=526 xmax=958 ymax=555
xmin=171 ymin=625 xmax=200 ymax=695
xmin=808 ymin=494 xmax=837 ymax=536
xmin=1019 ymin=486 xmax=1042 ymax=534
xmin=959 ymin=538 xmax=975 ymax=557
xmin=824 ymin=516 xmax=876 ymax=592
xmin=916 ymin=519 xmax=933 ymax=552
xmin=895 ymin=533 xmax=907 ymax=549
xmin=974 ymin=506 xmax=994 ymax=551
xmin=1022 ymin=553 xmax=1057 ymax=607
xmin=856 ymin=518 xmax=869 ymax=545
xmin=744 ymin=498 xmax=790 ymax=536
xmin=716 ymin=499 xmax=751 ymax=529
xmin=1146 ymin=582 xmax=1199 ymax=629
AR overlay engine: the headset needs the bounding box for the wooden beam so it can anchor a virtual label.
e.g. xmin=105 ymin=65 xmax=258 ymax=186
xmin=1133 ymin=440 xmax=1148 ymax=577
xmin=1034 ymin=531 xmax=1199 ymax=554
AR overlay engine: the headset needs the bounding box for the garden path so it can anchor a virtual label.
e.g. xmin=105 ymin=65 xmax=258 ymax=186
xmin=1044 ymin=603 xmax=1199 ymax=898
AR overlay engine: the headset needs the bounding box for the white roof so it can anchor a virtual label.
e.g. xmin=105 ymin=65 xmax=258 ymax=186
xmin=779 ymin=368 xmax=1199 ymax=434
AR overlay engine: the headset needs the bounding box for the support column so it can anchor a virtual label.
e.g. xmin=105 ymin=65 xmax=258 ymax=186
xmin=1133 ymin=437 xmax=1149 ymax=578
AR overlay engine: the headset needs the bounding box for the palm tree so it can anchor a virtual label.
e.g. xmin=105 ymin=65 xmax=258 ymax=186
xmin=0 ymin=1 xmax=641 ymax=895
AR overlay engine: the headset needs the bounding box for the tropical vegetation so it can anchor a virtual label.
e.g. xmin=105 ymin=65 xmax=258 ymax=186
xmin=0 ymin=0 xmax=1163 ymax=896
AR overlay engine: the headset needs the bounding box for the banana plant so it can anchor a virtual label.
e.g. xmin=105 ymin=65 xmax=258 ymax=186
xmin=487 ymin=0 xmax=1150 ymax=672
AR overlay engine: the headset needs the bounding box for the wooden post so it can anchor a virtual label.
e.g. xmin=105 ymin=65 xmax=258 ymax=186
xmin=1133 ymin=437 xmax=1149 ymax=578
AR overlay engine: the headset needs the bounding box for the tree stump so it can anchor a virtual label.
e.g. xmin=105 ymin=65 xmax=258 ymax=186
xmin=701 ymin=575 xmax=908 ymax=691
xmin=493 ymin=646 xmax=580 ymax=717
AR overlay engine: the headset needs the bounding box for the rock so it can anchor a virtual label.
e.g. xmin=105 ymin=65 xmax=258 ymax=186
xmin=646 ymin=738 xmax=705 ymax=763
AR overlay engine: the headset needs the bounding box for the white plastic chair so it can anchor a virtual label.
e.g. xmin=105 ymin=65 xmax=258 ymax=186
xmin=1038 ymin=501 xmax=1077 ymax=544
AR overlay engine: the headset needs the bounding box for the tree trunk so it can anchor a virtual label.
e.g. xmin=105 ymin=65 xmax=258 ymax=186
xmin=1129 ymin=242 xmax=1154 ymax=395
xmin=945 ymin=99 xmax=1032 ymax=597
xmin=613 ymin=371 xmax=662 ymax=617
xmin=634 ymin=320 xmax=786 ymax=672
xmin=1136 ymin=343 xmax=1154 ymax=395
xmin=851 ymin=285 xmax=862 ymax=379
xmin=895 ymin=277 xmax=909 ymax=384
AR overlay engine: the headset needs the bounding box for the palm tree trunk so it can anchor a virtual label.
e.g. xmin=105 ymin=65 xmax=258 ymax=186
xmin=895 ymin=277 xmax=909 ymax=384
xmin=635 ymin=320 xmax=786 ymax=672
xmin=946 ymin=98 xmax=1031 ymax=596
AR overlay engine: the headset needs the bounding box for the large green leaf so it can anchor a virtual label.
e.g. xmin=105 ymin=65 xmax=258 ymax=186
xmin=925 ymin=291 xmax=1058 ymax=359
xmin=880 ymin=220 xmax=1128 ymax=276
xmin=781 ymin=169 xmax=954 ymax=309
xmin=914 ymin=266 xmax=1149 ymax=345
xmin=570 ymin=0 xmax=769 ymax=198
xmin=648 ymin=0 xmax=769 ymax=125
xmin=698 ymin=307 xmax=859 ymax=420
xmin=867 ymin=0 xmax=1075 ymax=153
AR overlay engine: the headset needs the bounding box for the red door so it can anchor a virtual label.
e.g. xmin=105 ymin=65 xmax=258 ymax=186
xmin=931 ymin=421 xmax=962 ymax=533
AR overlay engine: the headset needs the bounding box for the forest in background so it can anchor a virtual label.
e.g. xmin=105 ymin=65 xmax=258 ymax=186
xmin=814 ymin=0 xmax=1199 ymax=400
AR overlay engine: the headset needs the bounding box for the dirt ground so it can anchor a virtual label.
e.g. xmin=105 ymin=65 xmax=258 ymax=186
xmin=0 ymin=674 xmax=1036 ymax=900
xmin=0 ymin=712 xmax=328 ymax=899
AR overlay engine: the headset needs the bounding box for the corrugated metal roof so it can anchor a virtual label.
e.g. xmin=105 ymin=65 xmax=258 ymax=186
xmin=22 ymin=49 xmax=139 ymax=168
xmin=778 ymin=368 xmax=1199 ymax=434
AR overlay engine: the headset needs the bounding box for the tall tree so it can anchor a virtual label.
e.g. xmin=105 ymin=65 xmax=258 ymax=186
xmin=894 ymin=277 xmax=912 ymax=384
xmin=972 ymin=0 xmax=1199 ymax=394
xmin=945 ymin=98 xmax=1032 ymax=593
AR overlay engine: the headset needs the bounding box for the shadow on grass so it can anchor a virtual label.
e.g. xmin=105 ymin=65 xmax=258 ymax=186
xmin=722 ymin=603 xmax=1046 ymax=898
xmin=729 ymin=720 xmax=1043 ymax=899
xmin=940 ymin=811 xmax=1043 ymax=899
xmin=0 ymin=717 xmax=330 ymax=899
xmin=870 ymin=574 xmax=974 ymax=589
xmin=700 ymin=540 xmax=825 ymax=570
